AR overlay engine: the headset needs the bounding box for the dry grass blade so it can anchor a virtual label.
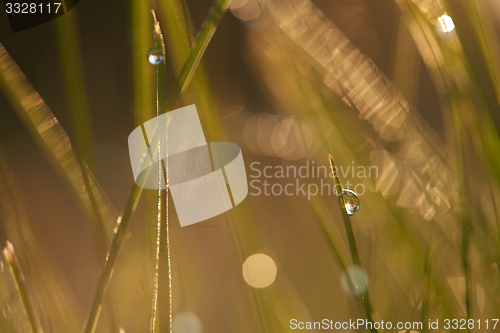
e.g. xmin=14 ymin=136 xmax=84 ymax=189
xmin=0 ymin=43 xmax=115 ymax=238
xmin=2 ymin=242 xmax=43 ymax=333
xmin=0 ymin=145 xmax=79 ymax=332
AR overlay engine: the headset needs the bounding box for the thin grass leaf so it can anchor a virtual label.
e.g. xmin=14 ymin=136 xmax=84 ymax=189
xmin=0 ymin=43 xmax=115 ymax=239
xmin=329 ymin=154 xmax=376 ymax=332
xmin=132 ymin=0 xmax=155 ymax=125
xmin=164 ymin=0 xmax=232 ymax=113
xmin=158 ymin=0 xmax=223 ymax=139
xmin=0 ymin=145 xmax=79 ymax=332
xmin=2 ymin=242 xmax=43 ymax=333
xmin=150 ymin=11 xmax=172 ymax=333
xmin=54 ymin=11 xmax=95 ymax=170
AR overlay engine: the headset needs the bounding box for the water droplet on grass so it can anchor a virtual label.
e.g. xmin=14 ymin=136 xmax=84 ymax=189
xmin=341 ymin=189 xmax=360 ymax=215
xmin=147 ymin=47 xmax=163 ymax=65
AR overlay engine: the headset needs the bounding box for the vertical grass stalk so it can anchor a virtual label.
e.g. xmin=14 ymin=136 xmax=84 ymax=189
xmin=328 ymin=154 xmax=376 ymax=333
xmin=83 ymin=1 xmax=232 ymax=331
xmin=150 ymin=11 xmax=172 ymax=333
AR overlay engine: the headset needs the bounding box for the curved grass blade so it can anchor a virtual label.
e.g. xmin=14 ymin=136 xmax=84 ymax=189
xmin=0 ymin=43 xmax=115 ymax=239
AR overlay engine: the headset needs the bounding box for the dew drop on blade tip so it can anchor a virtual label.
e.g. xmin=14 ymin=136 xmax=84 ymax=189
xmin=147 ymin=47 xmax=163 ymax=65
xmin=341 ymin=189 xmax=360 ymax=215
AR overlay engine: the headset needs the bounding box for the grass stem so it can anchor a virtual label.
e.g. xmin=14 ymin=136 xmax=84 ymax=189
xmin=328 ymin=154 xmax=376 ymax=333
xmin=83 ymin=1 xmax=231 ymax=331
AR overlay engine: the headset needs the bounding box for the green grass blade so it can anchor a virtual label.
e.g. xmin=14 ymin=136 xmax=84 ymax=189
xmin=164 ymin=0 xmax=232 ymax=113
xmin=53 ymin=12 xmax=110 ymax=248
xmin=83 ymin=1 xmax=232 ymax=330
xmin=158 ymin=0 xmax=223 ymax=139
xmin=132 ymin=0 xmax=155 ymax=125
xmin=54 ymin=11 xmax=94 ymax=169
xmin=83 ymin=184 xmax=143 ymax=333
xmin=329 ymin=154 xmax=376 ymax=332
xmin=150 ymin=12 xmax=171 ymax=333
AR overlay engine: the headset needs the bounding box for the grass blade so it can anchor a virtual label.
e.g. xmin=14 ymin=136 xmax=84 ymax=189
xmin=0 ymin=145 xmax=79 ymax=332
xmin=83 ymin=1 xmax=232 ymax=331
xmin=164 ymin=0 xmax=232 ymax=112
xmin=2 ymin=242 xmax=42 ymax=333
xmin=329 ymin=154 xmax=376 ymax=332
xmin=132 ymin=0 xmax=155 ymax=125
xmin=0 ymin=43 xmax=115 ymax=239
xmin=150 ymin=11 xmax=171 ymax=333
xmin=158 ymin=0 xmax=223 ymax=139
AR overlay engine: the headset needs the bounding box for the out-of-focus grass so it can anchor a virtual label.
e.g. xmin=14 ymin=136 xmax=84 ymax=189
xmin=158 ymin=0 xmax=223 ymax=140
xmin=1 ymin=0 xmax=500 ymax=331
xmin=2 ymin=242 xmax=42 ymax=333
xmin=0 ymin=145 xmax=79 ymax=332
xmin=0 ymin=43 xmax=116 ymax=236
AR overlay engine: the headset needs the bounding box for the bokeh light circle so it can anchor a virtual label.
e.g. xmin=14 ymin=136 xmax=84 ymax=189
xmin=242 ymin=253 xmax=277 ymax=288
xmin=172 ymin=312 xmax=203 ymax=333
xmin=340 ymin=265 xmax=369 ymax=296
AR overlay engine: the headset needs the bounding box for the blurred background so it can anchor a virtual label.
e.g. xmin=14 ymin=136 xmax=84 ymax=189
xmin=1 ymin=0 xmax=500 ymax=332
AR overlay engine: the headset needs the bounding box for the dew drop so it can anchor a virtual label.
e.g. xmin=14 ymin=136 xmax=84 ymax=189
xmin=147 ymin=47 xmax=163 ymax=65
xmin=341 ymin=189 xmax=360 ymax=215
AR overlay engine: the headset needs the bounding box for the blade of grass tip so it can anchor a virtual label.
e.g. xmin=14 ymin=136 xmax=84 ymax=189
xmin=158 ymin=0 xmax=223 ymax=140
xmin=328 ymin=154 xmax=376 ymax=332
xmin=0 ymin=145 xmax=79 ymax=332
xmin=3 ymin=242 xmax=43 ymax=333
xmin=83 ymin=1 xmax=231 ymax=331
xmin=165 ymin=0 xmax=232 ymax=112
xmin=150 ymin=11 xmax=172 ymax=333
